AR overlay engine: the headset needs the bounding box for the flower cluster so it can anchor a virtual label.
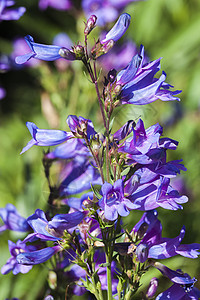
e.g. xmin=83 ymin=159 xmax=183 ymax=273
xmin=1 ymin=8 xmax=200 ymax=300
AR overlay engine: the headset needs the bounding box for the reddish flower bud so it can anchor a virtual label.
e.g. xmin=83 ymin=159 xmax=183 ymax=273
xmin=84 ymin=15 xmax=97 ymax=36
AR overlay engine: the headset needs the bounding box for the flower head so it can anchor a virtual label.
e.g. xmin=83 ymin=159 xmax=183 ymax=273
xmin=99 ymin=179 xmax=138 ymax=221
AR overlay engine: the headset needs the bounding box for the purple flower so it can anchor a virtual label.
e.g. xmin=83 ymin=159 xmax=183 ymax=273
xmin=127 ymin=176 xmax=188 ymax=211
xmin=45 ymin=138 xmax=90 ymax=160
xmin=15 ymin=35 xmax=63 ymax=64
xmin=25 ymin=209 xmax=85 ymax=242
xmin=101 ymin=13 xmax=131 ymax=44
xmin=116 ymin=45 xmax=181 ymax=105
xmin=0 ymin=203 xmax=30 ymax=232
xmin=82 ymin=0 xmax=140 ymax=26
xmin=0 ymin=0 xmax=26 ymax=21
xmin=99 ymin=179 xmax=138 ymax=221
xmin=67 ymin=115 xmax=97 ymax=139
xmin=154 ymin=262 xmax=197 ymax=289
xmin=20 ymin=121 xmax=73 ymax=154
xmin=134 ymin=211 xmax=200 ymax=262
xmin=146 ymin=277 xmax=159 ymax=298
xmin=59 ymin=156 xmax=102 ymax=196
xmin=39 ymin=0 xmax=71 ymax=11
xmin=16 ymin=245 xmax=60 ymax=265
xmin=0 ymin=86 xmax=6 ymax=100
xmin=99 ymin=40 xmax=141 ymax=71
xmin=156 ymin=283 xmax=200 ymax=300
xmin=12 ymin=37 xmax=40 ymax=67
xmin=1 ymin=240 xmax=35 ymax=275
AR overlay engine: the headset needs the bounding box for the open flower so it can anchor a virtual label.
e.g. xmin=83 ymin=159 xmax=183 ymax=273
xmin=99 ymin=179 xmax=138 ymax=221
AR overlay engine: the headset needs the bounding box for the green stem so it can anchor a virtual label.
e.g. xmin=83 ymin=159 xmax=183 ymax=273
xmin=105 ymin=251 xmax=113 ymax=300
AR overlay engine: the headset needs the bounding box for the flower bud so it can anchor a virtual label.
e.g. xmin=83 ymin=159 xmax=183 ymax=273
xmin=73 ymin=44 xmax=85 ymax=60
xmin=107 ymin=69 xmax=117 ymax=83
xmin=136 ymin=243 xmax=149 ymax=263
xmin=146 ymin=277 xmax=158 ymax=298
xmin=91 ymin=40 xmax=114 ymax=59
xmin=59 ymin=47 xmax=76 ymax=60
xmin=84 ymin=15 xmax=97 ymax=35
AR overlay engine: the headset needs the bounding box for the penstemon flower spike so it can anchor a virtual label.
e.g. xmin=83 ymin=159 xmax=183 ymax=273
xmin=1 ymin=9 xmax=200 ymax=300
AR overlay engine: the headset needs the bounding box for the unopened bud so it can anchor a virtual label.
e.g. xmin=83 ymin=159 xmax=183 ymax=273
xmin=108 ymin=69 xmax=117 ymax=83
xmin=114 ymin=84 xmax=122 ymax=95
xmin=146 ymin=277 xmax=158 ymax=298
xmin=59 ymin=47 xmax=76 ymax=60
xmin=73 ymin=44 xmax=85 ymax=60
xmin=91 ymin=39 xmax=114 ymax=59
xmin=84 ymin=15 xmax=97 ymax=35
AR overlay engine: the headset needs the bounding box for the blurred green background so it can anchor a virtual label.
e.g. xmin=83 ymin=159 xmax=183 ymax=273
xmin=1 ymin=0 xmax=200 ymax=299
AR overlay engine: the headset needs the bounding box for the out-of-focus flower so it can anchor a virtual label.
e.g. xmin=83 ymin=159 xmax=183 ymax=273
xmin=1 ymin=240 xmax=35 ymax=275
xmin=59 ymin=156 xmax=102 ymax=196
xmin=0 ymin=86 xmax=6 ymax=100
xmin=39 ymin=0 xmax=71 ymax=11
xmin=99 ymin=179 xmax=138 ymax=221
xmin=99 ymin=40 xmax=146 ymax=71
xmin=0 ymin=203 xmax=30 ymax=232
xmin=20 ymin=122 xmax=73 ymax=154
xmin=0 ymin=0 xmax=26 ymax=21
xmin=82 ymin=0 xmax=142 ymax=26
xmin=53 ymin=33 xmax=73 ymax=70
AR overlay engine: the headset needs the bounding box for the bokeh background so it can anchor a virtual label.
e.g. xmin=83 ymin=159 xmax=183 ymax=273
xmin=1 ymin=0 xmax=200 ymax=299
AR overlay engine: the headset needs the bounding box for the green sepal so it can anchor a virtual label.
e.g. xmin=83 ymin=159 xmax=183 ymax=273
xmin=91 ymin=184 xmax=102 ymax=200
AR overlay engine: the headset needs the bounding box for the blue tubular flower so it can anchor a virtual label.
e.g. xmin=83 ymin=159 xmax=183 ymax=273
xmin=47 ymin=211 xmax=86 ymax=236
xmin=59 ymin=156 xmax=102 ymax=196
xmin=20 ymin=122 xmax=73 ymax=154
xmin=116 ymin=45 xmax=181 ymax=105
xmin=116 ymin=54 xmax=142 ymax=86
xmin=26 ymin=209 xmax=61 ymax=241
xmin=99 ymin=179 xmax=138 ymax=221
xmin=154 ymin=262 xmax=197 ymax=288
xmin=156 ymin=283 xmax=200 ymax=300
xmin=128 ymin=176 xmax=188 ymax=211
xmin=67 ymin=115 xmax=97 ymax=139
xmin=101 ymin=13 xmax=131 ymax=44
xmin=1 ymin=240 xmax=35 ymax=275
xmin=0 ymin=0 xmax=26 ymax=21
xmin=0 ymin=203 xmax=30 ymax=232
xmin=132 ymin=211 xmax=200 ymax=263
xmin=45 ymin=139 xmax=90 ymax=160
xmin=16 ymin=245 xmax=60 ymax=265
xmin=15 ymin=35 xmax=66 ymax=64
